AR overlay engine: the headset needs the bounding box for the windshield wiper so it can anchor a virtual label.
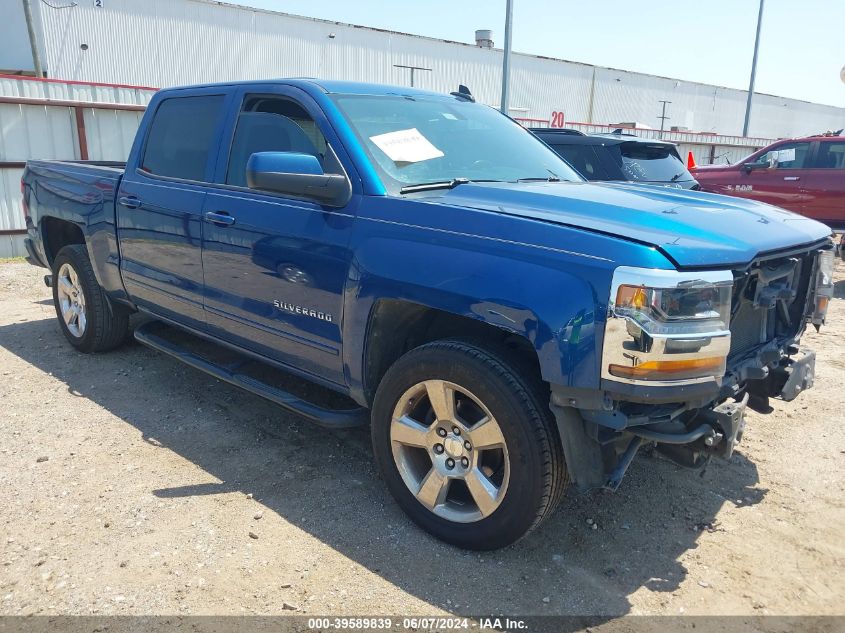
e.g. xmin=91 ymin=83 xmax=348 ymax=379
xmin=517 ymin=169 xmax=561 ymax=183
xmin=399 ymin=178 xmax=505 ymax=194
xmin=399 ymin=178 xmax=471 ymax=194
xmin=670 ymin=171 xmax=687 ymax=182
xmin=517 ymin=175 xmax=561 ymax=182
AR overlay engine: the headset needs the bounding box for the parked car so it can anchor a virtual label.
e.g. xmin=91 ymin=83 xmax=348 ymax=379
xmin=691 ymin=134 xmax=845 ymax=230
xmin=22 ymin=80 xmax=835 ymax=549
xmin=530 ymin=128 xmax=699 ymax=189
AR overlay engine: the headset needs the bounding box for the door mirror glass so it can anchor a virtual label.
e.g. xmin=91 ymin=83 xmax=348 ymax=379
xmin=744 ymin=158 xmax=772 ymax=172
xmin=246 ymin=151 xmax=351 ymax=207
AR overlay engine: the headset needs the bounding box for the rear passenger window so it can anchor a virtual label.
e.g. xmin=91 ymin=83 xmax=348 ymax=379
xmin=141 ymin=95 xmax=224 ymax=181
xmin=814 ymin=142 xmax=845 ymax=169
xmin=552 ymin=145 xmax=608 ymax=180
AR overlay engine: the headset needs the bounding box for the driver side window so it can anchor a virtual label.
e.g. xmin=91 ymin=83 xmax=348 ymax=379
xmin=761 ymin=142 xmax=811 ymax=169
xmin=225 ymin=95 xmax=335 ymax=187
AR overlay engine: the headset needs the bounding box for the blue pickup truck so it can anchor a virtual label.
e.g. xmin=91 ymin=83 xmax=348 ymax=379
xmin=22 ymin=79 xmax=835 ymax=549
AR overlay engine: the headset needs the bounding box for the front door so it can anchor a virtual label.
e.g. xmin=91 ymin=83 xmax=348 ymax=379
xmin=734 ymin=141 xmax=812 ymax=215
xmin=200 ymin=87 xmax=358 ymax=386
xmin=118 ymin=91 xmax=229 ymax=330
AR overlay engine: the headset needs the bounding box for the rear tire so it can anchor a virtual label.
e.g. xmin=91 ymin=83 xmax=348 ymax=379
xmin=371 ymin=339 xmax=568 ymax=549
xmin=52 ymin=244 xmax=129 ymax=353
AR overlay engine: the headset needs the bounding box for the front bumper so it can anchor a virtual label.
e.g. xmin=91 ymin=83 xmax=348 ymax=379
xmin=551 ymin=347 xmax=817 ymax=492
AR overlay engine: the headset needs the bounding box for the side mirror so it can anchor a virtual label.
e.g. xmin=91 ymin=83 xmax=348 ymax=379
xmin=246 ymin=152 xmax=351 ymax=207
xmin=743 ymin=158 xmax=773 ymax=173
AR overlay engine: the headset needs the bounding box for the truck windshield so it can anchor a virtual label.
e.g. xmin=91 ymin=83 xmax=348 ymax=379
xmin=331 ymin=94 xmax=582 ymax=193
xmin=607 ymin=141 xmax=692 ymax=183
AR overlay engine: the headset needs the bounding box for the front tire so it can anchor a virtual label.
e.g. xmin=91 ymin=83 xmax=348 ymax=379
xmin=371 ymin=340 xmax=568 ymax=549
xmin=52 ymin=244 xmax=129 ymax=353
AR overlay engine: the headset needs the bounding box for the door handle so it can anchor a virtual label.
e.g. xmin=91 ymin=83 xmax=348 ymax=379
xmin=783 ymin=176 xmax=800 ymax=181
xmin=118 ymin=195 xmax=141 ymax=209
xmin=204 ymin=210 xmax=236 ymax=226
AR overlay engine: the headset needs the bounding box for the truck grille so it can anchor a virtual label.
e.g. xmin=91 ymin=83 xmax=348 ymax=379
xmin=727 ymin=245 xmax=818 ymax=362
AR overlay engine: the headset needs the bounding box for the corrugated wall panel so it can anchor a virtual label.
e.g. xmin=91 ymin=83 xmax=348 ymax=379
xmin=32 ymin=0 xmax=844 ymax=139
xmin=0 ymin=167 xmax=25 ymax=232
xmin=82 ymin=108 xmax=144 ymax=161
xmin=0 ymin=103 xmax=78 ymax=161
xmin=0 ymin=76 xmax=155 ymax=106
xmin=0 ymin=77 xmax=152 ymax=257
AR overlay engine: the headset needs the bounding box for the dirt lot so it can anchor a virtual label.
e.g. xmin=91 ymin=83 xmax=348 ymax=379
xmin=0 ymin=258 xmax=843 ymax=619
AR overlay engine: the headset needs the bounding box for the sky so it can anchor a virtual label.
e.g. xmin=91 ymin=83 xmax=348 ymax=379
xmin=225 ymin=0 xmax=844 ymax=107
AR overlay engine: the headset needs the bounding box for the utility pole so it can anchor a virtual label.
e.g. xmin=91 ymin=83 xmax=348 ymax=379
xmin=743 ymin=0 xmax=765 ymax=137
xmin=393 ymin=64 xmax=431 ymax=88
xmin=657 ymin=100 xmax=671 ymax=138
xmin=500 ymin=0 xmax=513 ymax=113
xmin=22 ymin=0 xmax=43 ymax=78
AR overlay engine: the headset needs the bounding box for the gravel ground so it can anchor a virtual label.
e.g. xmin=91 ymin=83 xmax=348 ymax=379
xmin=0 ymin=258 xmax=843 ymax=619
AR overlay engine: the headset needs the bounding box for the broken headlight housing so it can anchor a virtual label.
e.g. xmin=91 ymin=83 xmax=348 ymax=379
xmin=810 ymin=248 xmax=834 ymax=327
xmin=602 ymin=267 xmax=733 ymax=384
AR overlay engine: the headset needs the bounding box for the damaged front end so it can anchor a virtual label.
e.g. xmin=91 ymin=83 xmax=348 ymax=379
xmin=552 ymin=240 xmax=835 ymax=493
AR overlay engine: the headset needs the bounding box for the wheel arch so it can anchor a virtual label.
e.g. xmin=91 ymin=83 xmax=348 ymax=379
xmin=41 ymin=216 xmax=86 ymax=266
xmin=361 ymin=299 xmax=543 ymax=406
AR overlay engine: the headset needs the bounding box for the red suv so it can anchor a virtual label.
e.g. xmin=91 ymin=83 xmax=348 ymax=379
xmin=692 ymin=134 xmax=845 ymax=229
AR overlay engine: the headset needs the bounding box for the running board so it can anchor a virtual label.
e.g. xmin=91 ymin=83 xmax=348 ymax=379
xmin=134 ymin=321 xmax=368 ymax=429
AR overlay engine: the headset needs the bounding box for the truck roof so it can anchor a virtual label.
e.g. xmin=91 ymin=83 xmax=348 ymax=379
xmin=160 ymin=78 xmax=446 ymax=98
xmin=765 ymin=133 xmax=844 ymax=144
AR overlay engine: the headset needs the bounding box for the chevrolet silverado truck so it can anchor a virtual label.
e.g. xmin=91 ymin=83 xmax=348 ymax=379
xmin=22 ymin=80 xmax=836 ymax=549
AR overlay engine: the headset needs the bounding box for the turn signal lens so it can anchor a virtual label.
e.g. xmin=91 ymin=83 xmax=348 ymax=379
xmin=608 ymin=357 xmax=726 ymax=381
xmin=811 ymin=249 xmax=834 ymax=326
xmin=616 ymin=285 xmax=649 ymax=310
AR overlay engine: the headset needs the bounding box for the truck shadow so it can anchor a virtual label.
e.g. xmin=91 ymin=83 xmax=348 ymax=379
xmin=0 ymin=314 xmax=766 ymax=618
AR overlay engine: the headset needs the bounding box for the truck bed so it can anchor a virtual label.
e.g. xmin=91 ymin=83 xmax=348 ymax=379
xmin=22 ymin=159 xmax=126 ymax=274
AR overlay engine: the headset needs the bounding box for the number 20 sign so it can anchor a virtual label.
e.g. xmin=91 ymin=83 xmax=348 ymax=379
xmin=549 ymin=111 xmax=565 ymax=128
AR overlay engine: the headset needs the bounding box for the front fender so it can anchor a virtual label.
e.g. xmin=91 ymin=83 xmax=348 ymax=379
xmin=341 ymin=197 xmax=672 ymax=401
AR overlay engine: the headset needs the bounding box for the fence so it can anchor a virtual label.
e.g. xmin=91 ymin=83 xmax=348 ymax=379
xmin=0 ymin=75 xmax=154 ymax=257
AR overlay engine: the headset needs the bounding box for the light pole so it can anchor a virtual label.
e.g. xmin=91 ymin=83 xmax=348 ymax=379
xmin=393 ymin=64 xmax=432 ymax=88
xmin=742 ymin=0 xmax=765 ymax=137
xmin=657 ymin=100 xmax=671 ymax=139
xmin=500 ymin=0 xmax=514 ymax=113
xmin=22 ymin=0 xmax=43 ymax=78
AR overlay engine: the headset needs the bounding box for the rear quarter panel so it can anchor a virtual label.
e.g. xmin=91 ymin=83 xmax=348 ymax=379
xmin=23 ymin=160 xmax=127 ymax=299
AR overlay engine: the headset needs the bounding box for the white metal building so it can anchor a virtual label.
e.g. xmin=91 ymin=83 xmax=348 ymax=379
xmin=3 ymin=0 xmax=843 ymax=139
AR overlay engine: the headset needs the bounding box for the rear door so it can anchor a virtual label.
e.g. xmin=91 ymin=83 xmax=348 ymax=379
xmin=799 ymin=139 xmax=845 ymax=228
xmin=117 ymin=89 xmax=231 ymax=330
xmin=732 ymin=141 xmax=812 ymax=213
xmin=200 ymin=85 xmax=358 ymax=386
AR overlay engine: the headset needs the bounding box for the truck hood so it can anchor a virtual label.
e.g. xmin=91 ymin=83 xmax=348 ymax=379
xmin=438 ymin=181 xmax=831 ymax=268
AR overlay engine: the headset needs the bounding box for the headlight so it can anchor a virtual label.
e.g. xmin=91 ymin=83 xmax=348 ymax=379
xmin=810 ymin=248 xmax=834 ymax=326
xmin=602 ymin=267 xmax=733 ymax=384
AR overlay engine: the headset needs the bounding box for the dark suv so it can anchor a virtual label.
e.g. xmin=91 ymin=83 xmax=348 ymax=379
xmin=530 ymin=129 xmax=699 ymax=190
